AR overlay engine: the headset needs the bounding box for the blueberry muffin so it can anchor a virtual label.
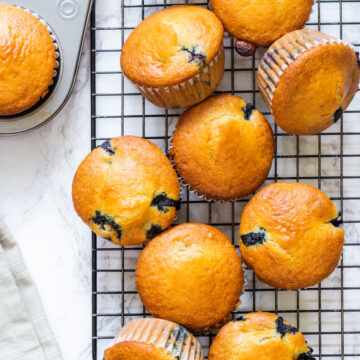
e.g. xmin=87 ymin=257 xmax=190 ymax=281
xmin=72 ymin=136 xmax=180 ymax=246
xmin=258 ymin=29 xmax=360 ymax=135
xmin=121 ymin=5 xmax=224 ymax=109
xmin=170 ymin=94 xmax=274 ymax=201
xmin=0 ymin=3 xmax=57 ymax=115
xmin=104 ymin=318 xmax=204 ymax=360
xmin=239 ymin=182 xmax=344 ymax=289
xmin=136 ymin=223 xmax=244 ymax=330
xmin=211 ymin=0 xmax=313 ymax=56
xmin=209 ymin=312 xmax=314 ymax=360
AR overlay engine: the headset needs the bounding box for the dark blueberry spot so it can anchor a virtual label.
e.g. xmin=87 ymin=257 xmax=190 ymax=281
xmin=328 ymin=212 xmax=343 ymax=228
xmin=275 ymin=316 xmax=299 ymax=338
xmin=298 ymin=352 xmax=315 ymax=360
xmin=242 ymin=103 xmax=255 ymax=120
xmin=90 ymin=210 xmax=122 ymax=240
xmin=355 ymin=51 xmax=360 ymax=68
xmin=146 ymin=224 xmax=162 ymax=239
xmin=98 ymin=140 xmax=115 ymax=155
xmin=181 ymin=46 xmax=206 ymax=67
xmin=334 ymin=106 xmax=343 ymax=123
xmin=151 ymin=193 xmax=180 ymax=213
xmin=241 ymin=227 xmax=266 ymax=246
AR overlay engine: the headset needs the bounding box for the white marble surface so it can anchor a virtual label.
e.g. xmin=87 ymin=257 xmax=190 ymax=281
xmin=1 ymin=1 xmax=360 ymax=360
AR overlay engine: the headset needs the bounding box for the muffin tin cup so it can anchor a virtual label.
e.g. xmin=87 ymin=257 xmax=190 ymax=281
xmin=133 ymin=45 xmax=224 ymax=109
xmin=257 ymin=29 xmax=348 ymax=110
xmin=104 ymin=318 xmax=204 ymax=360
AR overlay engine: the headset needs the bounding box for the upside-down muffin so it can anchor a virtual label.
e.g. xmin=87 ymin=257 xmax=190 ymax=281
xmin=0 ymin=3 xmax=57 ymax=115
xmin=170 ymin=94 xmax=274 ymax=201
xmin=239 ymin=182 xmax=344 ymax=289
xmin=209 ymin=312 xmax=314 ymax=360
xmin=104 ymin=318 xmax=204 ymax=360
xmin=258 ymin=29 xmax=360 ymax=135
xmin=211 ymin=0 xmax=313 ymax=56
xmin=72 ymin=136 xmax=180 ymax=246
xmin=121 ymin=5 xmax=224 ymax=109
xmin=136 ymin=223 xmax=244 ymax=330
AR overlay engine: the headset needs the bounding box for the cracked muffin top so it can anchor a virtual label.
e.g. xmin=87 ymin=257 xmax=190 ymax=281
xmin=211 ymin=0 xmax=313 ymax=47
xmin=170 ymin=94 xmax=274 ymax=201
xmin=239 ymin=182 xmax=344 ymax=289
xmin=209 ymin=312 xmax=314 ymax=360
xmin=0 ymin=3 xmax=57 ymax=116
xmin=72 ymin=136 xmax=180 ymax=246
xmin=120 ymin=5 xmax=223 ymax=87
xmin=136 ymin=223 xmax=244 ymax=330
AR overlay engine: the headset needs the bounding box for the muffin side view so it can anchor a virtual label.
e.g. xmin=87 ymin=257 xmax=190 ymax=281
xmin=0 ymin=3 xmax=57 ymax=116
xmin=136 ymin=223 xmax=244 ymax=330
xmin=121 ymin=5 xmax=224 ymax=109
xmin=170 ymin=94 xmax=274 ymax=201
xmin=258 ymin=29 xmax=360 ymax=135
xmin=211 ymin=0 xmax=313 ymax=55
xmin=239 ymin=182 xmax=344 ymax=289
xmin=72 ymin=136 xmax=180 ymax=246
xmin=104 ymin=318 xmax=204 ymax=360
xmin=209 ymin=312 xmax=314 ymax=360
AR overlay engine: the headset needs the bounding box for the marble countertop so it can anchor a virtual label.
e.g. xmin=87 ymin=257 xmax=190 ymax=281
xmin=1 ymin=1 xmax=360 ymax=359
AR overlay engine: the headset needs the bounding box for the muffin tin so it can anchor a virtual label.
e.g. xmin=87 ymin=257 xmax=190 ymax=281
xmin=0 ymin=0 xmax=93 ymax=135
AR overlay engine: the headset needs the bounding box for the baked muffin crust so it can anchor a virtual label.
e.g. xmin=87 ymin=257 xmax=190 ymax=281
xmin=136 ymin=223 xmax=244 ymax=330
xmin=72 ymin=136 xmax=180 ymax=246
xmin=239 ymin=182 xmax=344 ymax=289
xmin=0 ymin=4 xmax=56 ymax=115
xmin=170 ymin=94 xmax=274 ymax=200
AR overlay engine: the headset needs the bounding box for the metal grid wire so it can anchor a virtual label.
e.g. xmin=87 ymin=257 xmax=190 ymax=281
xmin=90 ymin=0 xmax=360 ymax=359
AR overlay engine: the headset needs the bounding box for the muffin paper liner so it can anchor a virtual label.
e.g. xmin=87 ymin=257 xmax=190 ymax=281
xmin=104 ymin=318 xmax=204 ymax=360
xmin=258 ymin=29 xmax=348 ymax=110
xmin=133 ymin=45 xmax=224 ymax=109
xmin=15 ymin=6 xmax=60 ymax=90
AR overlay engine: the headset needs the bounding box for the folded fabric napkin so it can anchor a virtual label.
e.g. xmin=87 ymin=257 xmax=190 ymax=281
xmin=0 ymin=218 xmax=63 ymax=360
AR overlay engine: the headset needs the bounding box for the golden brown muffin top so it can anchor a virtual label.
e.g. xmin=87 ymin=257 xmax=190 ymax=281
xmin=105 ymin=342 xmax=174 ymax=360
xmin=270 ymin=30 xmax=360 ymax=135
xmin=121 ymin=5 xmax=223 ymax=87
xmin=239 ymin=182 xmax=344 ymax=289
xmin=105 ymin=318 xmax=204 ymax=360
xmin=72 ymin=136 xmax=180 ymax=246
xmin=0 ymin=3 xmax=56 ymax=116
xmin=209 ymin=312 xmax=314 ymax=360
xmin=211 ymin=0 xmax=313 ymax=47
xmin=170 ymin=94 xmax=274 ymax=200
xmin=136 ymin=223 xmax=244 ymax=330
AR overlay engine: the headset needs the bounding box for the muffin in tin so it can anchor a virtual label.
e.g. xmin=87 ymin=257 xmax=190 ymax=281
xmin=239 ymin=182 xmax=344 ymax=289
xmin=104 ymin=318 xmax=204 ymax=360
xmin=136 ymin=223 xmax=244 ymax=330
xmin=211 ymin=0 xmax=313 ymax=56
xmin=258 ymin=29 xmax=360 ymax=135
xmin=0 ymin=3 xmax=57 ymax=116
xmin=209 ymin=312 xmax=314 ymax=360
xmin=72 ymin=136 xmax=180 ymax=246
xmin=121 ymin=5 xmax=224 ymax=109
xmin=170 ymin=94 xmax=274 ymax=201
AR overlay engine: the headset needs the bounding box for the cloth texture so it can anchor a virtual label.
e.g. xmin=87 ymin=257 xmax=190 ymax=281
xmin=0 ymin=218 xmax=63 ymax=360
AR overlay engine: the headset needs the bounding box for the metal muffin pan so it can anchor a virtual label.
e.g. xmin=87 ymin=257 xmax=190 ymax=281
xmin=0 ymin=0 xmax=93 ymax=135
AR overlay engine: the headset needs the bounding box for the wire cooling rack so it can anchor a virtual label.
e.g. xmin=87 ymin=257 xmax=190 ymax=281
xmin=90 ymin=0 xmax=360 ymax=359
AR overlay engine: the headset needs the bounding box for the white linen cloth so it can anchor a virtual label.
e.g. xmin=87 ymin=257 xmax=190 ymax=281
xmin=0 ymin=218 xmax=63 ymax=360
